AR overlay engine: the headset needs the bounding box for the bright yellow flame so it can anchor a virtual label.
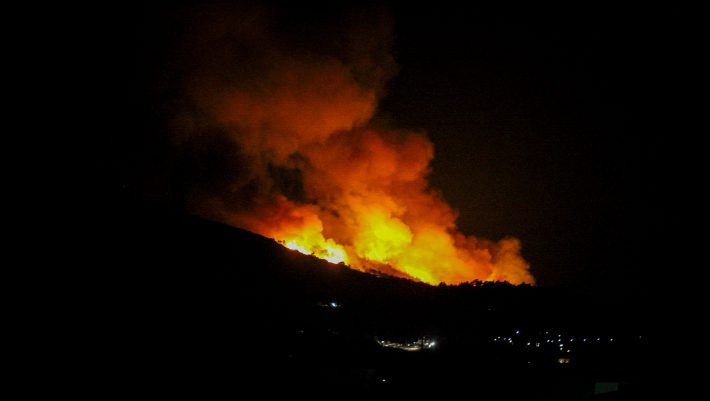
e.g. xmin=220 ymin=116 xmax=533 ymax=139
xmin=354 ymin=208 xmax=412 ymax=262
xmin=322 ymin=246 xmax=346 ymax=264
xmin=263 ymin=195 xmax=531 ymax=285
xmin=281 ymin=239 xmax=348 ymax=265
xmin=273 ymin=212 xmax=481 ymax=283
xmin=285 ymin=240 xmax=311 ymax=255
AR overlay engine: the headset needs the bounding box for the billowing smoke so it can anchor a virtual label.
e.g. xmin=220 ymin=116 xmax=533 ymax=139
xmin=163 ymin=2 xmax=534 ymax=285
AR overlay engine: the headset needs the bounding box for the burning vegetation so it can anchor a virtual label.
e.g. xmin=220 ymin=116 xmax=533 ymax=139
xmin=167 ymin=3 xmax=534 ymax=285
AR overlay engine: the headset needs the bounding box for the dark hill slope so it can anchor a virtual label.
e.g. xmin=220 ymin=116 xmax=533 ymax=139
xmin=106 ymin=208 xmax=649 ymax=397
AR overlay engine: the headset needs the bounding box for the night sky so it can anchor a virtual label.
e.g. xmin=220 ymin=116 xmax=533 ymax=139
xmin=95 ymin=2 xmax=684 ymax=302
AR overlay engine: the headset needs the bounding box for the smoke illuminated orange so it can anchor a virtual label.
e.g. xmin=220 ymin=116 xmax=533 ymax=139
xmin=232 ymin=129 xmax=534 ymax=285
xmin=178 ymin=5 xmax=535 ymax=286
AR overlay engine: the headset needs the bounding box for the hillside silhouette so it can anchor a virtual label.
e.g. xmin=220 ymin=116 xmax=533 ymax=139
xmin=107 ymin=204 xmax=650 ymax=398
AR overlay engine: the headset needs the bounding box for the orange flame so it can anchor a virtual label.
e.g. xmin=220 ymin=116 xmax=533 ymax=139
xmin=263 ymin=191 xmax=533 ymax=285
xmin=232 ymin=130 xmax=534 ymax=285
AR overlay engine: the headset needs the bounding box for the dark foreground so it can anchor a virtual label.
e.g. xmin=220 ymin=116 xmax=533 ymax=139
xmin=103 ymin=207 xmax=651 ymax=399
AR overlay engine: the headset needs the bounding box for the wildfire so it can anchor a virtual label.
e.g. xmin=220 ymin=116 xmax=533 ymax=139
xmin=174 ymin=4 xmax=536 ymax=286
xmin=260 ymin=183 xmax=533 ymax=286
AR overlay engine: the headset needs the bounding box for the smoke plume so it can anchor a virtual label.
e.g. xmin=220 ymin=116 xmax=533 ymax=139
xmin=162 ymin=2 xmax=534 ymax=285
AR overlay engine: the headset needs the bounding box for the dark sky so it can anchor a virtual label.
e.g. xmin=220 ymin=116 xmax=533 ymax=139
xmin=96 ymin=2 xmax=684 ymax=301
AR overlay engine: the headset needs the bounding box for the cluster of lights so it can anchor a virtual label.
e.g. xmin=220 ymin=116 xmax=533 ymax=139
xmin=492 ymin=329 xmax=620 ymax=355
xmin=376 ymin=337 xmax=437 ymax=352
